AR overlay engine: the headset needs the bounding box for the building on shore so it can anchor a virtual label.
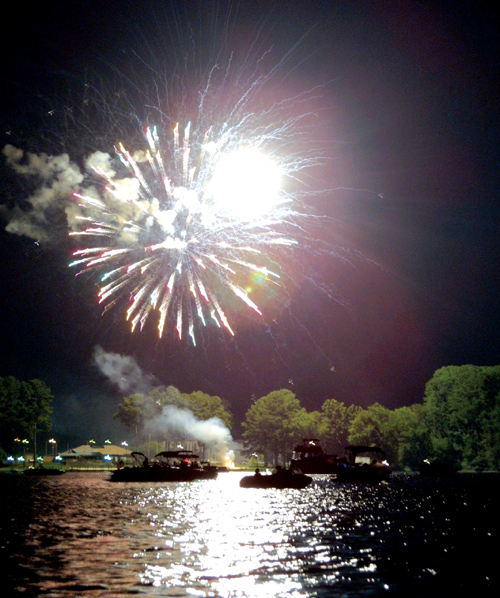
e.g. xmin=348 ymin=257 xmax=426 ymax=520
xmin=59 ymin=444 xmax=132 ymax=465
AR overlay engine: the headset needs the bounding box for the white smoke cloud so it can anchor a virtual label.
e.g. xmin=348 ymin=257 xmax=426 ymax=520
xmin=2 ymin=144 xmax=85 ymax=241
xmin=146 ymin=405 xmax=234 ymax=462
xmin=107 ymin=176 xmax=141 ymax=203
xmin=2 ymin=205 xmax=50 ymax=241
xmin=3 ymin=144 xmax=78 ymax=180
xmin=147 ymin=405 xmax=232 ymax=445
xmin=1 ymin=145 xmax=137 ymax=241
xmin=93 ymin=345 xmax=159 ymax=394
xmin=85 ymin=151 xmax=116 ymax=177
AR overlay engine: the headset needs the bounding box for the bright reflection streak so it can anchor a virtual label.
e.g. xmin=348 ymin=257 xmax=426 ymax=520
xmin=137 ymin=473 xmax=316 ymax=594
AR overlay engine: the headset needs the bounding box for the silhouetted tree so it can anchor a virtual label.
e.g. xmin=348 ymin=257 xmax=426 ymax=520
xmin=320 ymin=399 xmax=360 ymax=455
xmin=242 ymin=389 xmax=302 ymax=465
xmin=292 ymin=408 xmax=322 ymax=443
xmin=114 ymin=393 xmax=147 ymax=449
xmin=0 ymin=376 xmax=22 ymax=453
xmin=423 ymin=365 xmax=500 ymax=469
xmin=384 ymin=404 xmax=430 ymax=470
xmin=18 ymin=379 xmax=53 ymax=464
xmin=0 ymin=377 xmax=53 ymax=460
xmin=181 ymin=391 xmax=233 ymax=429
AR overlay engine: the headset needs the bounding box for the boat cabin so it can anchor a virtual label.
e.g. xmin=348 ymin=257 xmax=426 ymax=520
xmin=344 ymin=445 xmax=387 ymax=465
xmin=292 ymin=439 xmax=326 ymax=460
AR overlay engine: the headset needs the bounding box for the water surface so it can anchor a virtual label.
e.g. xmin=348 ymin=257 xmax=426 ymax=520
xmin=1 ymin=471 xmax=498 ymax=596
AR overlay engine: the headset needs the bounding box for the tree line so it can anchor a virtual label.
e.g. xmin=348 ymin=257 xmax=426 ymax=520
xmin=242 ymin=365 xmax=500 ymax=470
xmin=2 ymin=364 xmax=499 ymax=471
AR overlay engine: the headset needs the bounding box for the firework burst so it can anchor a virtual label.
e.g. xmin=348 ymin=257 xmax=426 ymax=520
xmin=68 ymin=81 xmax=327 ymax=345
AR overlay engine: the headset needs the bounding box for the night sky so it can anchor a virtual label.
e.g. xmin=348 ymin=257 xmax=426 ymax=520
xmin=1 ymin=0 xmax=499 ymax=444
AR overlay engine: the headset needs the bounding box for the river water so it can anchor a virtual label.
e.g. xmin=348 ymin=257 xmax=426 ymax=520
xmin=1 ymin=470 xmax=499 ymax=597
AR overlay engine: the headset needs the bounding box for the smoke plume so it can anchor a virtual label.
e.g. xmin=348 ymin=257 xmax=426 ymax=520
xmin=147 ymin=405 xmax=231 ymax=444
xmin=146 ymin=405 xmax=234 ymax=463
xmin=93 ymin=345 xmax=233 ymax=460
xmin=93 ymin=345 xmax=159 ymax=394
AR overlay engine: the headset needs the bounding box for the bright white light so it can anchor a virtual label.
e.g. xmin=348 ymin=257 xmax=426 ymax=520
xmin=209 ymin=148 xmax=282 ymax=220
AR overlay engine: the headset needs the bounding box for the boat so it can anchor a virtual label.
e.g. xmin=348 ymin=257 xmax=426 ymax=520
xmin=420 ymin=459 xmax=458 ymax=478
xmin=201 ymin=461 xmax=221 ymax=476
xmin=23 ymin=466 xmax=65 ymax=476
xmin=110 ymin=450 xmax=218 ymax=482
xmin=290 ymin=438 xmax=341 ymax=474
xmin=239 ymin=466 xmax=313 ymax=489
xmin=336 ymin=445 xmax=391 ymax=483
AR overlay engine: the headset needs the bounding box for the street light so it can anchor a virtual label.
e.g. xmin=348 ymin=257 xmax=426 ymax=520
xmin=48 ymin=438 xmax=57 ymax=455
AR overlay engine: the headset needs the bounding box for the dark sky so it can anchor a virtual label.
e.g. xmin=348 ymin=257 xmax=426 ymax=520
xmin=0 ymin=0 xmax=499 ymax=444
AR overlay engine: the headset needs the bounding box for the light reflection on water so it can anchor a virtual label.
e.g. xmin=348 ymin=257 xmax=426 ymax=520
xmin=1 ymin=471 xmax=499 ymax=597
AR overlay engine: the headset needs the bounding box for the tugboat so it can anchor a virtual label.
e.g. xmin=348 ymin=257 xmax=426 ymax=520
xmin=336 ymin=445 xmax=391 ymax=483
xmin=290 ymin=439 xmax=340 ymax=474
